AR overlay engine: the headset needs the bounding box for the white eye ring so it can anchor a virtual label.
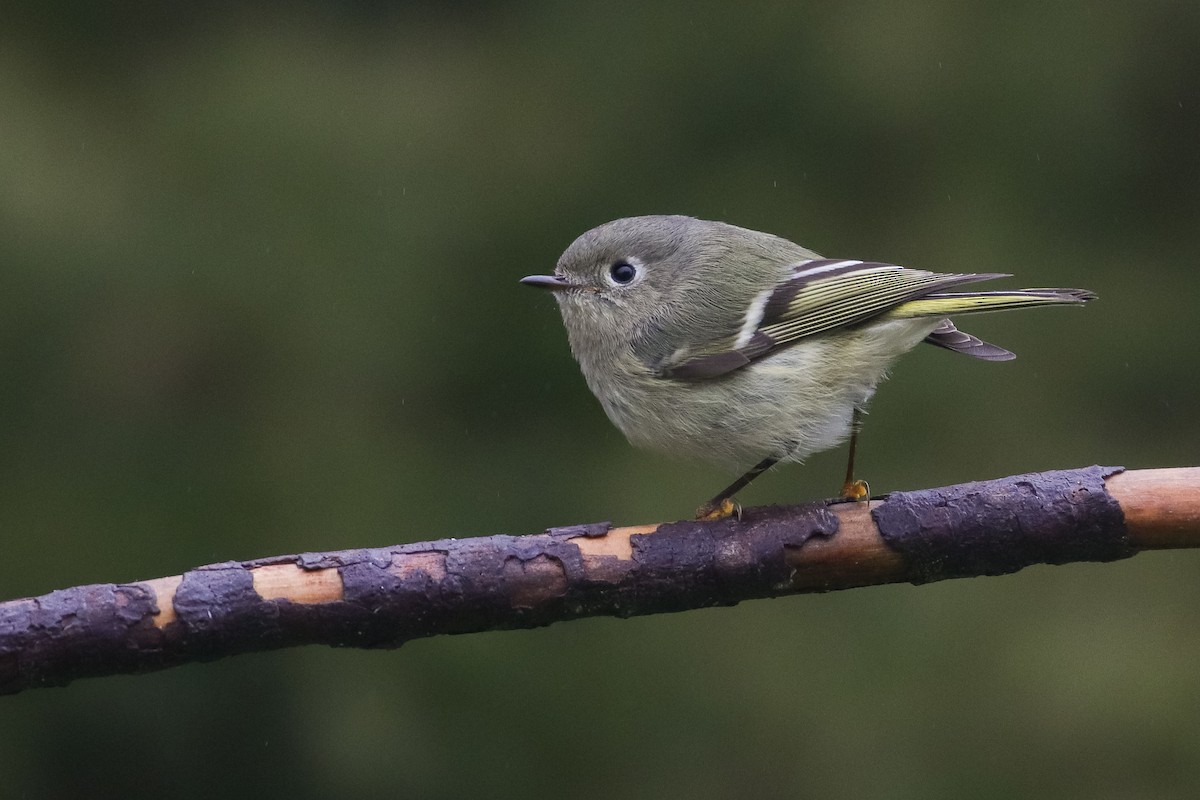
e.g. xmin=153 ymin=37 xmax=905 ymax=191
xmin=606 ymin=258 xmax=641 ymax=286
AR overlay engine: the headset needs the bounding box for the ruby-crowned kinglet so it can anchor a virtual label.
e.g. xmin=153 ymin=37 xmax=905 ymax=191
xmin=521 ymin=215 xmax=1095 ymax=518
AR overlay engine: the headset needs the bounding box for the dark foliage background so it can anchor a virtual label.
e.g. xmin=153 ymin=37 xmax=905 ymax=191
xmin=2 ymin=2 xmax=1198 ymax=797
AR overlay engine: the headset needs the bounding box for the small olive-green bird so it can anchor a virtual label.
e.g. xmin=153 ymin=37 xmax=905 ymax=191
xmin=521 ymin=215 xmax=1095 ymax=519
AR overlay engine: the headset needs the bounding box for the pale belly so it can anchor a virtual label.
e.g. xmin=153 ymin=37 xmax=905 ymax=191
xmin=589 ymin=318 xmax=940 ymax=469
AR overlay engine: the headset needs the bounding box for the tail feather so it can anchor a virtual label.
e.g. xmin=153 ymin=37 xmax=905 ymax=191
xmin=898 ymin=285 xmax=1094 ymax=361
xmin=888 ymin=287 xmax=1096 ymax=319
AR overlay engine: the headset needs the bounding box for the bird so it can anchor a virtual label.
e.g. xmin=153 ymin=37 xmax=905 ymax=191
xmin=521 ymin=215 xmax=1095 ymax=520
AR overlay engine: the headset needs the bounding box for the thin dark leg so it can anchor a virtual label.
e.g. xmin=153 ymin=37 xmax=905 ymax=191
xmin=695 ymin=448 xmax=792 ymax=520
xmin=843 ymin=407 xmax=862 ymax=490
xmin=704 ymin=454 xmax=780 ymax=511
xmin=840 ymin=407 xmax=869 ymax=500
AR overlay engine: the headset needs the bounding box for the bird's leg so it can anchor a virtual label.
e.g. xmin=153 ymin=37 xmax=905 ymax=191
xmin=840 ymin=407 xmax=870 ymax=501
xmin=695 ymin=453 xmax=782 ymax=521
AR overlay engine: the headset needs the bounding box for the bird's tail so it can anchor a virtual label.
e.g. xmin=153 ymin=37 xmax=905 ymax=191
xmin=887 ymin=287 xmax=1097 ymax=319
xmin=887 ymin=286 xmax=1096 ymax=362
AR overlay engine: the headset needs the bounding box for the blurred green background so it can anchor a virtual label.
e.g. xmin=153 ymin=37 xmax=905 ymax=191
xmin=2 ymin=1 xmax=1198 ymax=797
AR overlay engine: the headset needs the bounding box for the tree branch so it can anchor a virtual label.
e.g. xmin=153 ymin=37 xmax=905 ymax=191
xmin=2 ymin=465 xmax=1196 ymax=695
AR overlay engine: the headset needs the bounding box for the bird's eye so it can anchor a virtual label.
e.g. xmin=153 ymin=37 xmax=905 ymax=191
xmin=608 ymin=261 xmax=638 ymax=285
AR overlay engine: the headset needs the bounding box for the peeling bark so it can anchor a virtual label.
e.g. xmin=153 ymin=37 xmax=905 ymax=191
xmin=2 ymin=465 xmax=1197 ymax=696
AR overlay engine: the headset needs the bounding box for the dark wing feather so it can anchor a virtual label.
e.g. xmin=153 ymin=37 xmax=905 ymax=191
xmin=756 ymin=263 xmax=1007 ymax=341
xmin=923 ymin=319 xmax=1016 ymax=361
xmin=665 ymin=350 xmax=752 ymax=380
xmin=663 ymin=332 xmax=775 ymax=380
xmin=662 ymin=260 xmax=1007 ymax=381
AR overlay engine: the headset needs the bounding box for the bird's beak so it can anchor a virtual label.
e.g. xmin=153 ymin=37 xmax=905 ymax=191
xmin=520 ymin=274 xmax=573 ymax=291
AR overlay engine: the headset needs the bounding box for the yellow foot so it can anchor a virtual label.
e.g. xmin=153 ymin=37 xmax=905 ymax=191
xmin=695 ymin=497 xmax=740 ymax=521
xmin=841 ymin=479 xmax=870 ymax=502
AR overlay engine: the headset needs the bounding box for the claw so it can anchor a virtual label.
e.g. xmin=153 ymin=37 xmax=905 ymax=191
xmin=695 ymin=497 xmax=740 ymax=521
xmin=841 ymin=479 xmax=870 ymax=502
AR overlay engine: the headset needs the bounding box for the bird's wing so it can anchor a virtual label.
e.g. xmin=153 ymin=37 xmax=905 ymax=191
xmin=661 ymin=259 xmax=1007 ymax=381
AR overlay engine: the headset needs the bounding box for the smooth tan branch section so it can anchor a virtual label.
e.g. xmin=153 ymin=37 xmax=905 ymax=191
xmin=1107 ymin=468 xmax=1200 ymax=549
xmin=569 ymin=524 xmax=652 ymax=583
xmin=571 ymin=524 xmax=653 ymax=561
xmin=788 ymin=502 xmax=907 ymax=590
xmin=142 ymin=564 xmax=346 ymax=630
xmin=253 ymin=563 xmax=345 ymax=604
xmin=143 ymin=575 xmax=183 ymax=628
